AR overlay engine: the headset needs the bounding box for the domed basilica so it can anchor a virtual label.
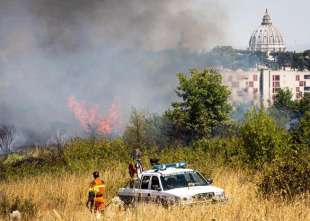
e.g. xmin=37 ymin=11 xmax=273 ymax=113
xmin=249 ymin=9 xmax=285 ymax=53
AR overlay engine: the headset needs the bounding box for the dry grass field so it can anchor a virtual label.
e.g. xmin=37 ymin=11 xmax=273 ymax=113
xmin=0 ymin=165 xmax=309 ymax=221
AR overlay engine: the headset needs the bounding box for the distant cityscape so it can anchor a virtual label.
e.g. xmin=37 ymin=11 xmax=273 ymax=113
xmin=219 ymin=9 xmax=310 ymax=106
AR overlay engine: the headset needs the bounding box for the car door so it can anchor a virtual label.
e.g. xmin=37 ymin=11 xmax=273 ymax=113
xmin=148 ymin=175 xmax=164 ymax=203
xmin=139 ymin=175 xmax=152 ymax=203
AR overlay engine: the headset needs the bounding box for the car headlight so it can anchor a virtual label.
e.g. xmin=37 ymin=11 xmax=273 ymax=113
xmin=174 ymin=196 xmax=192 ymax=203
xmin=214 ymin=192 xmax=225 ymax=200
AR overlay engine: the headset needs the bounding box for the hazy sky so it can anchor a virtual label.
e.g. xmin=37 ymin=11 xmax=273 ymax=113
xmin=214 ymin=0 xmax=310 ymax=51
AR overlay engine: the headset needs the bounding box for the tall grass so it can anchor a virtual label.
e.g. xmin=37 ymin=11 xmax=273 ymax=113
xmin=0 ymin=166 xmax=308 ymax=221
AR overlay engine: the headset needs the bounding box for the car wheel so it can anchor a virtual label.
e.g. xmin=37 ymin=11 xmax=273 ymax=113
xmin=161 ymin=199 xmax=169 ymax=208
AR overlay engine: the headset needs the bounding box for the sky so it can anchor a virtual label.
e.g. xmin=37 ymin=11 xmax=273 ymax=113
xmin=215 ymin=0 xmax=310 ymax=51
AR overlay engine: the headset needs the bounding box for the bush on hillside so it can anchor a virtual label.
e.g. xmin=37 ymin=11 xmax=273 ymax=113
xmin=290 ymin=111 xmax=310 ymax=146
xmin=260 ymin=111 xmax=310 ymax=198
xmin=240 ymin=108 xmax=289 ymax=169
xmin=5 ymin=156 xmax=65 ymax=178
xmin=259 ymin=144 xmax=310 ymax=198
xmin=0 ymin=161 xmax=6 ymax=180
xmin=64 ymin=138 xmax=131 ymax=171
xmin=193 ymin=138 xmax=242 ymax=166
xmin=3 ymin=153 xmax=25 ymax=165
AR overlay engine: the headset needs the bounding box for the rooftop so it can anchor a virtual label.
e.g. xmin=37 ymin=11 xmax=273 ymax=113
xmin=143 ymin=168 xmax=194 ymax=176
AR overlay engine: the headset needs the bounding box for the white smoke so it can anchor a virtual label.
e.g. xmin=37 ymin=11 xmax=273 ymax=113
xmin=0 ymin=0 xmax=228 ymax=145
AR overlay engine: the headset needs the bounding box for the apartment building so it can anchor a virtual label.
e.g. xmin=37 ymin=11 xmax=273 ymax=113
xmin=221 ymin=69 xmax=310 ymax=106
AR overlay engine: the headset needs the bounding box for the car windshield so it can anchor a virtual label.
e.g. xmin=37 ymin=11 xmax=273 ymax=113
xmin=160 ymin=171 xmax=208 ymax=190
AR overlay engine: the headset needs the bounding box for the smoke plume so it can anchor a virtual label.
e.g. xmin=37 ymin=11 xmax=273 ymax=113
xmin=0 ymin=0 xmax=228 ymax=146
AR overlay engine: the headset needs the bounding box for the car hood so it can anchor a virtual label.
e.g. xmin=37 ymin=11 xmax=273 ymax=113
xmin=165 ymin=185 xmax=224 ymax=198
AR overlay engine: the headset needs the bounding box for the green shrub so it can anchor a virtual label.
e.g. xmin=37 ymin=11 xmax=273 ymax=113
xmin=0 ymin=138 xmax=132 ymax=179
xmin=290 ymin=111 xmax=310 ymax=146
xmin=193 ymin=138 xmax=242 ymax=166
xmin=3 ymin=153 xmax=25 ymax=165
xmin=6 ymin=157 xmax=64 ymax=178
xmin=259 ymin=144 xmax=310 ymax=198
xmin=0 ymin=161 xmax=6 ymax=180
xmin=64 ymin=138 xmax=131 ymax=171
xmin=146 ymin=139 xmax=242 ymax=177
xmin=240 ymin=108 xmax=289 ymax=169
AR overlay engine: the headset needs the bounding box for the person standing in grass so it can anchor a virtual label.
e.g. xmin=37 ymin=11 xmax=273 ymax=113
xmin=87 ymin=171 xmax=105 ymax=214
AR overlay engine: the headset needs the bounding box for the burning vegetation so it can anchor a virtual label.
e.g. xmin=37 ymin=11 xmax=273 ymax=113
xmin=67 ymin=96 xmax=120 ymax=136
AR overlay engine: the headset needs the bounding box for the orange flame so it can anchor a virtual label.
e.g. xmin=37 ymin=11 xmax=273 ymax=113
xmin=68 ymin=96 xmax=120 ymax=135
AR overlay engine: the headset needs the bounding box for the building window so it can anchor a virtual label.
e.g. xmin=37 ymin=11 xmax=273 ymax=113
xmin=253 ymin=75 xmax=258 ymax=81
xmin=249 ymin=81 xmax=254 ymax=87
xmin=296 ymin=75 xmax=300 ymax=81
xmin=304 ymin=75 xmax=310 ymax=80
xmin=304 ymin=87 xmax=310 ymax=91
xmin=273 ymin=88 xmax=280 ymax=93
xmin=273 ymin=75 xmax=280 ymax=81
xmin=253 ymin=88 xmax=258 ymax=94
xmin=296 ymin=87 xmax=300 ymax=92
xmin=296 ymin=92 xmax=303 ymax=99
xmin=300 ymin=81 xmax=305 ymax=87
xmin=273 ymin=82 xmax=280 ymax=87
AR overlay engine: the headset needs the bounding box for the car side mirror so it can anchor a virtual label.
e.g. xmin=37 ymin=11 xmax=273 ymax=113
xmin=207 ymin=179 xmax=213 ymax=185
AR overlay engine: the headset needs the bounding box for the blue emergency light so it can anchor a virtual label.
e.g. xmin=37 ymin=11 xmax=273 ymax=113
xmin=153 ymin=162 xmax=187 ymax=171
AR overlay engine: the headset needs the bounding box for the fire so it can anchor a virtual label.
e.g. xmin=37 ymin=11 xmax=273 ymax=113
xmin=67 ymin=96 xmax=120 ymax=135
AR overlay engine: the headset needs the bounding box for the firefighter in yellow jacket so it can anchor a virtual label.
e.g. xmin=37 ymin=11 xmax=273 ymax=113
xmin=87 ymin=171 xmax=105 ymax=212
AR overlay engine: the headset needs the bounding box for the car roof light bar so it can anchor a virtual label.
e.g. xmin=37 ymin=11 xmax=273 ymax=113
xmin=153 ymin=162 xmax=187 ymax=171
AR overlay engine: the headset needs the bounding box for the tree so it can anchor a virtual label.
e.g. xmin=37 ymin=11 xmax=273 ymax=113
xmin=290 ymin=111 xmax=310 ymax=146
xmin=0 ymin=125 xmax=16 ymax=154
xmin=273 ymin=88 xmax=294 ymax=110
xmin=292 ymin=52 xmax=306 ymax=71
xmin=49 ymin=129 xmax=68 ymax=160
xmin=123 ymin=108 xmax=146 ymax=148
xmin=270 ymin=88 xmax=295 ymax=128
xmin=165 ymin=69 xmax=231 ymax=143
xmin=240 ymin=108 xmax=289 ymax=169
xmin=123 ymin=109 xmax=172 ymax=148
xmin=144 ymin=114 xmax=172 ymax=148
xmin=296 ymin=93 xmax=310 ymax=117
xmin=271 ymin=89 xmax=310 ymax=128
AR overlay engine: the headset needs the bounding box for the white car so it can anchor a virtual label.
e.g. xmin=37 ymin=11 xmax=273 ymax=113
xmin=117 ymin=162 xmax=226 ymax=206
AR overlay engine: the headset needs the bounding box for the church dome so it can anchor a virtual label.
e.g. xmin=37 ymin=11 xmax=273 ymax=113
xmin=249 ymin=9 xmax=285 ymax=53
